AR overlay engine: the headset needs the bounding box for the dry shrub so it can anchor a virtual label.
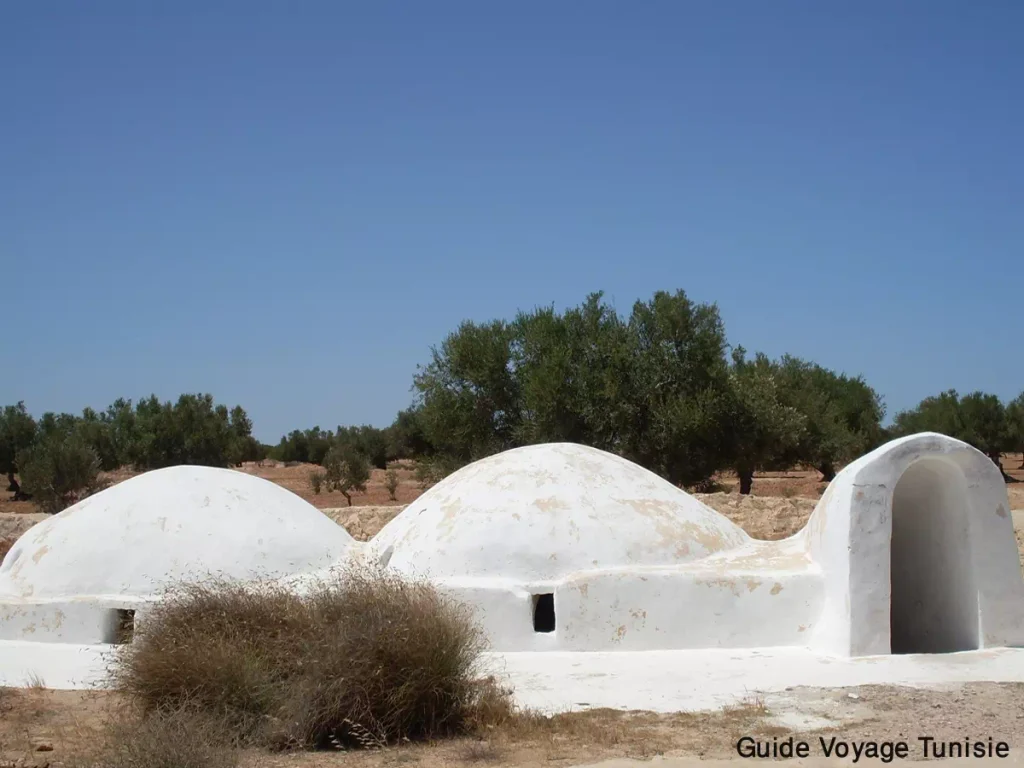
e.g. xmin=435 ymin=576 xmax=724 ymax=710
xmin=111 ymin=580 xmax=309 ymax=741
xmin=111 ymin=568 xmax=507 ymax=751
xmin=73 ymin=708 xmax=239 ymax=768
xmin=274 ymin=569 xmax=489 ymax=748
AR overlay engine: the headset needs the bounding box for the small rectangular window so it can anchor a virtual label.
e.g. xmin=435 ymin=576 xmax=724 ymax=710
xmin=532 ymin=593 xmax=555 ymax=633
xmin=106 ymin=609 xmax=135 ymax=645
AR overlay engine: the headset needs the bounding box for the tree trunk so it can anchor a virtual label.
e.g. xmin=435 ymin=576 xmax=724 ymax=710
xmin=818 ymin=462 xmax=836 ymax=482
xmin=7 ymin=471 xmax=30 ymax=501
xmin=737 ymin=467 xmax=754 ymax=496
xmin=990 ymin=453 xmax=1016 ymax=483
xmin=343 ymin=491 xmax=352 ymax=507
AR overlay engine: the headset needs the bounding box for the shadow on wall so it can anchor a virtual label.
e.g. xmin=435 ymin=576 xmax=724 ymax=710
xmin=890 ymin=458 xmax=978 ymax=654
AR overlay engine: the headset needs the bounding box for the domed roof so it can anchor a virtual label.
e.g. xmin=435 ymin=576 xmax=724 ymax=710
xmin=0 ymin=466 xmax=354 ymax=600
xmin=370 ymin=443 xmax=749 ymax=581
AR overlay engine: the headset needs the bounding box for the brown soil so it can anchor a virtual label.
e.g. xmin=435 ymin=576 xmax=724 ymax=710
xmin=3 ymin=684 xmax=1024 ymax=767
xmin=234 ymin=459 xmax=424 ymax=508
xmin=2 ymin=453 xmax=1022 ymax=519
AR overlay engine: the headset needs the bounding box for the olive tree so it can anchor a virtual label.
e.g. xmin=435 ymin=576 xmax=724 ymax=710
xmin=0 ymin=402 xmax=37 ymax=499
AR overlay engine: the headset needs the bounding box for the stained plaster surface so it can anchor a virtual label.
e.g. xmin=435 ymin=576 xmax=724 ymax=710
xmin=369 ymin=442 xmax=751 ymax=580
xmin=0 ymin=465 xmax=354 ymax=600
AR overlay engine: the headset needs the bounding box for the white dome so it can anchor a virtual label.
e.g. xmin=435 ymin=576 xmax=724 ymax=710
xmin=370 ymin=443 xmax=749 ymax=581
xmin=0 ymin=465 xmax=354 ymax=599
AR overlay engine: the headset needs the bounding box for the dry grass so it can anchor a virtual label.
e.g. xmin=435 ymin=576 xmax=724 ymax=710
xmin=111 ymin=569 xmax=508 ymax=751
xmin=24 ymin=673 xmax=47 ymax=692
xmin=0 ymin=688 xmax=777 ymax=768
xmin=69 ymin=708 xmax=240 ymax=768
xmin=457 ymin=739 xmax=506 ymax=763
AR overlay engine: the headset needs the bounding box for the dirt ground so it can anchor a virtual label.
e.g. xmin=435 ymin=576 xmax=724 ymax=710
xmin=3 ymin=683 xmax=1024 ymax=767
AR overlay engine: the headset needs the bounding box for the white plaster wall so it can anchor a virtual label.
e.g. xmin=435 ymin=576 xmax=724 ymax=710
xmin=370 ymin=443 xmax=750 ymax=583
xmin=0 ymin=465 xmax=355 ymax=601
xmin=0 ymin=597 xmax=153 ymax=644
xmin=370 ymin=435 xmax=1024 ymax=657
xmin=427 ymin=536 xmax=824 ymax=652
xmin=805 ymin=432 xmax=1024 ymax=657
xmin=553 ymin=565 xmax=821 ymax=651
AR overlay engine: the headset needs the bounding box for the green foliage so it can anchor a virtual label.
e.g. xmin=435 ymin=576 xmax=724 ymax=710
xmin=77 ymin=406 xmax=120 ymax=471
xmin=5 ymin=286 xmax=1017 ymax=500
xmin=387 ymin=408 xmax=434 ymax=459
xmin=271 ymin=426 xmax=333 ymax=465
xmin=103 ymin=398 xmax=139 ymax=468
xmin=771 ymin=357 xmax=886 ymax=479
xmin=336 ymin=425 xmax=390 ymax=469
xmin=323 ymin=445 xmax=371 ymax=506
xmin=384 ymin=467 xmax=400 ymax=500
xmin=1007 ymin=392 xmax=1024 ymax=457
xmin=414 ymin=455 xmax=463 ymax=488
xmin=3 ymin=395 xmax=257 ymax=497
xmin=613 ymin=291 xmax=734 ymax=487
xmin=893 ymin=389 xmax=960 ymax=436
xmin=17 ymin=431 xmax=104 ymax=514
xmin=412 ymin=290 xmax=736 ymax=487
xmin=0 ymin=401 xmax=37 ymax=480
xmin=957 ymin=392 xmax=1011 ymax=460
xmin=723 ymin=349 xmax=806 ymax=493
xmin=36 ymin=411 xmax=80 ymax=440
xmin=894 ymin=389 xmax=1012 ymax=464
xmin=512 ymin=294 xmax=634 ymax=451
xmin=124 ymin=394 xmax=256 ymax=470
xmin=414 ymin=319 xmax=522 ymax=464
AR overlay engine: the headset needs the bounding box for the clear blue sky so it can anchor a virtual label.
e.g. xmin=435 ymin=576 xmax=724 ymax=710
xmin=2 ymin=2 xmax=1022 ymax=443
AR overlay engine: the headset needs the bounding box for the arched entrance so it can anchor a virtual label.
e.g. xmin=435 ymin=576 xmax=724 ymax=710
xmin=889 ymin=458 xmax=980 ymax=653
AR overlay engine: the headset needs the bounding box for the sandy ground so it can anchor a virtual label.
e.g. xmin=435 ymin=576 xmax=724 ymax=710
xmin=3 ymin=683 xmax=1024 ymax=766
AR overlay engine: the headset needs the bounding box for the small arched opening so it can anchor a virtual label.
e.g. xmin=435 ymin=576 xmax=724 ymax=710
xmin=890 ymin=458 xmax=980 ymax=653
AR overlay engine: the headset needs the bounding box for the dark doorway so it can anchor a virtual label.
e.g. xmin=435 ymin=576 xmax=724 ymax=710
xmin=104 ymin=609 xmax=136 ymax=645
xmin=890 ymin=459 xmax=979 ymax=654
xmin=532 ymin=593 xmax=555 ymax=633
